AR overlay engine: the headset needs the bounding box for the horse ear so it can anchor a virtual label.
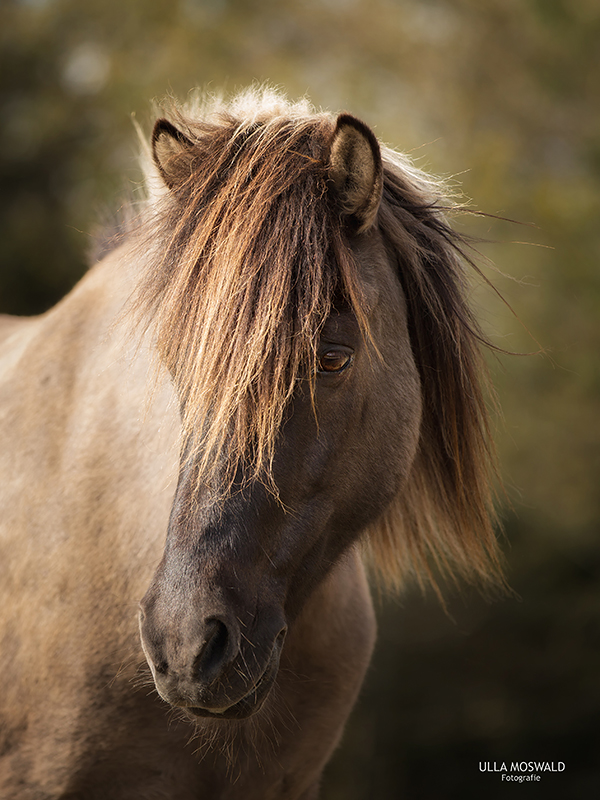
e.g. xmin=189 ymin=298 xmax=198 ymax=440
xmin=152 ymin=118 xmax=196 ymax=191
xmin=329 ymin=114 xmax=383 ymax=234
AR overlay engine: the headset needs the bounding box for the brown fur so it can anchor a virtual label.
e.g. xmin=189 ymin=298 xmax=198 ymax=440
xmin=0 ymin=88 xmax=501 ymax=798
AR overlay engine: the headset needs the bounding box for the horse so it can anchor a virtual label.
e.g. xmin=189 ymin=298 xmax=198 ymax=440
xmin=0 ymin=88 xmax=501 ymax=798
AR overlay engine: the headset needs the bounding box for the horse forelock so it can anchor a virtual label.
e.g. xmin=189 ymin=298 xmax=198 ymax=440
xmin=132 ymin=93 xmax=367 ymax=498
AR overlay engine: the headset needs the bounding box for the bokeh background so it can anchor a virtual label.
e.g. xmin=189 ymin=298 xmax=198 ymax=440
xmin=1 ymin=0 xmax=598 ymax=797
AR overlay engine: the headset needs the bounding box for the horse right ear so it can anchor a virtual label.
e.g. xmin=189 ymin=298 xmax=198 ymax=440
xmin=152 ymin=118 xmax=197 ymax=191
xmin=329 ymin=114 xmax=383 ymax=234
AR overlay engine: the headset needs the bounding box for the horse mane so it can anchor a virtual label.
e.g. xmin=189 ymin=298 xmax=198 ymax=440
xmin=367 ymin=158 xmax=503 ymax=593
xmin=130 ymin=88 xmax=502 ymax=592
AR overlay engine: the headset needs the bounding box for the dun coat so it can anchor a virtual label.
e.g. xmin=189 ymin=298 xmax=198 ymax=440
xmin=0 ymin=88 xmax=501 ymax=799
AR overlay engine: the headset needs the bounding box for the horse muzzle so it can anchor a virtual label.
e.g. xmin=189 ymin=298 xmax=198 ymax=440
xmin=186 ymin=628 xmax=285 ymax=719
xmin=139 ymin=598 xmax=287 ymax=720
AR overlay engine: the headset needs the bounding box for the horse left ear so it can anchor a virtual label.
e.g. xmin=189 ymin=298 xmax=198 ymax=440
xmin=152 ymin=118 xmax=197 ymax=191
xmin=329 ymin=114 xmax=383 ymax=234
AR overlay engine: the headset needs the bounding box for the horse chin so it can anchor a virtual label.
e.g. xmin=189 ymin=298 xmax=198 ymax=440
xmin=186 ymin=634 xmax=283 ymax=721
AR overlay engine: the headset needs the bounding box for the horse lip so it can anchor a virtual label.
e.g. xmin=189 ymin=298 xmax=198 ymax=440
xmin=186 ymin=629 xmax=285 ymax=720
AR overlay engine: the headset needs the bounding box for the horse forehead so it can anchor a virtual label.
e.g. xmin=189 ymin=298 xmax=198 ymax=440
xmin=320 ymin=308 xmax=360 ymax=344
xmin=348 ymin=229 xmax=393 ymax=309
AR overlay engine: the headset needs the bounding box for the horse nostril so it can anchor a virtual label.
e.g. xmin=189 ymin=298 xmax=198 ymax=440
xmin=194 ymin=618 xmax=231 ymax=684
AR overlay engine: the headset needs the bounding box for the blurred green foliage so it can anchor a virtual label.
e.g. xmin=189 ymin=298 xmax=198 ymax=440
xmin=1 ymin=0 xmax=598 ymax=796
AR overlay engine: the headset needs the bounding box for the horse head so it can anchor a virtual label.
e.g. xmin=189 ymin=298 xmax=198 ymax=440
xmin=137 ymin=100 xmax=498 ymax=720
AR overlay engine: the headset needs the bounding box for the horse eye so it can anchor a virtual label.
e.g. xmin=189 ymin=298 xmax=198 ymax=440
xmin=318 ymin=349 xmax=353 ymax=374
